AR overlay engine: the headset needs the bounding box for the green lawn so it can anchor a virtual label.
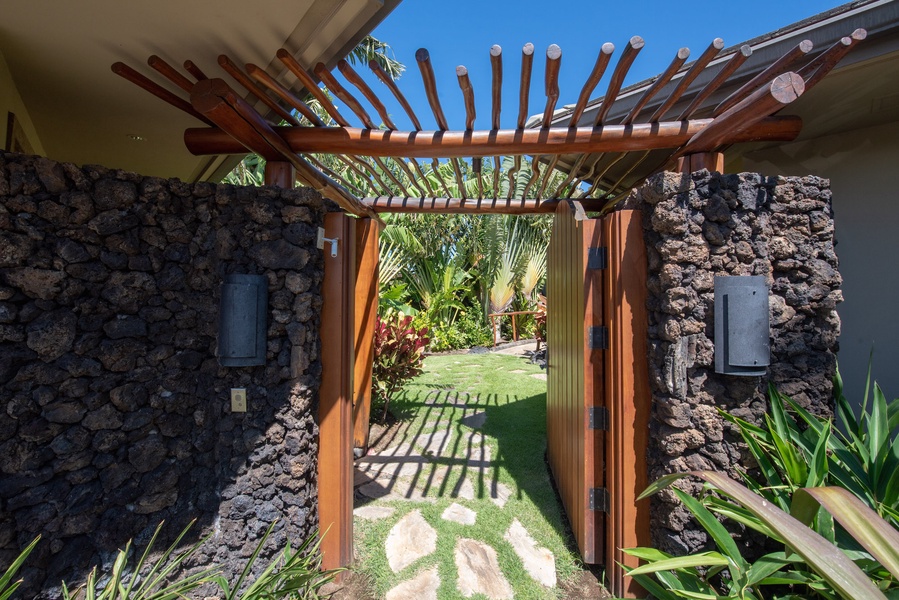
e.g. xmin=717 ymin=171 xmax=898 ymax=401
xmin=353 ymin=352 xmax=581 ymax=599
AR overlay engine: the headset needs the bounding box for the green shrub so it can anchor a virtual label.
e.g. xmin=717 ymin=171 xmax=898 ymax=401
xmin=372 ymin=311 xmax=429 ymax=421
xmin=623 ymin=370 xmax=899 ymax=599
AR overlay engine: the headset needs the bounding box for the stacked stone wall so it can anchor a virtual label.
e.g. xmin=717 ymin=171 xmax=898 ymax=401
xmin=0 ymin=152 xmax=332 ymax=597
xmin=631 ymin=170 xmax=841 ymax=555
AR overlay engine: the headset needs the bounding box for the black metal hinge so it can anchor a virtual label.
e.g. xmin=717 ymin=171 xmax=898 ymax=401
xmin=588 ymin=406 xmax=609 ymax=431
xmin=587 ymin=325 xmax=609 ymax=350
xmin=587 ymin=247 xmax=608 ymax=270
xmin=589 ymin=487 xmax=610 ymax=512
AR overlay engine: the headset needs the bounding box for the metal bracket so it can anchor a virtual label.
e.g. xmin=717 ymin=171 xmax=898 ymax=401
xmin=588 ymin=406 xmax=609 ymax=431
xmin=587 ymin=326 xmax=609 ymax=350
xmin=316 ymin=227 xmax=338 ymax=257
xmin=589 ymin=487 xmax=610 ymax=512
xmin=587 ymin=247 xmax=608 ymax=270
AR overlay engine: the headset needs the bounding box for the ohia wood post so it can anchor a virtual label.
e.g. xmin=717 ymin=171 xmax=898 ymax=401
xmin=352 ymin=219 xmax=379 ymax=450
xmin=318 ymin=213 xmax=356 ymax=574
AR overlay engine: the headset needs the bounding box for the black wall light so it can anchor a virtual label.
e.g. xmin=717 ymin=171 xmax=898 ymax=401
xmin=714 ymin=275 xmax=770 ymax=376
xmin=218 ymin=274 xmax=267 ymax=367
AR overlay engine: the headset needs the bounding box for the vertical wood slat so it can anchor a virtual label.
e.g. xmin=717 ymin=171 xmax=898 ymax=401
xmin=352 ymin=219 xmax=379 ymax=450
xmin=318 ymin=213 xmax=356 ymax=574
xmin=602 ymin=210 xmax=651 ymax=598
xmin=546 ymin=201 xmax=590 ymax=562
xmin=582 ymin=217 xmax=604 ymax=564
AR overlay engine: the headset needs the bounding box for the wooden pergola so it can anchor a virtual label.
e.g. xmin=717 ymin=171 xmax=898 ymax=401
xmin=113 ymin=27 xmax=864 ymax=216
xmin=112 ymin=26 xmax=865 ymax=596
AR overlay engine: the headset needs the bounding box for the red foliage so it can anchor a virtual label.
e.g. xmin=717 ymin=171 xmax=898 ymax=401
xmin=371 ymin=312 xmax=429 ymax=422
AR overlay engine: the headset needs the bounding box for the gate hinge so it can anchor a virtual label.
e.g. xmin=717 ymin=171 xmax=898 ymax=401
xmin=587 ymin=247 xmax=608 ymax=270
xmin=589 ymin=487 xmax=610 ymax=512
xmin=588 ymin=406 xmax=609 ymax=431
xmin=587 ymin=326 xmax=609 ymax=350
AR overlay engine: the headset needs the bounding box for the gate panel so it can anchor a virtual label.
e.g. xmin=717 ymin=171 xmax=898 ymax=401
xmin=546 ymin=201 xmax=604 ymax=564
xmin=547 ymin=206 xmax=651 ymax=597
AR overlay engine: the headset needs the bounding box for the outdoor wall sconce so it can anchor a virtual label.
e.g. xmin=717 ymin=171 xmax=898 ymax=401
xmin=714 ymin=275 xmax=770 ymax=376
xmin=218 ymin=274 xmax=267 ymax=367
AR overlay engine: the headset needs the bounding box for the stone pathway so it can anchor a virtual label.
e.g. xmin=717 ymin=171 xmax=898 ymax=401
xmin=353 ymin=378 xmax=558 ymax=599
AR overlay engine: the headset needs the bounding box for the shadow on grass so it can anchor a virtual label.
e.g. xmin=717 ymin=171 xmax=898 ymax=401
xmin=354 ymin=359 xmax=577 ymax=558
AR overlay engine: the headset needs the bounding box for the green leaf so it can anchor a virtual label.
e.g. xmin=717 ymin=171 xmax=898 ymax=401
xmin=745 ymin=552 xmax=800 ymax=587
xmin=673 ymin=489 xmax=748 ymax=579
xmin=806 ymin=423 xmax=831 ymax=488
xmin=796 ymin=486 xmax=899 ymax=580
xmin=626 ymin=552 xmax=730 ymax=576
xmin=0 ymin=536 xmax=39 ymax=600
xmin=642 ymin=471 xmax=889 ymax=600
xmin=870 ymin=383 xmax=890 ymax=483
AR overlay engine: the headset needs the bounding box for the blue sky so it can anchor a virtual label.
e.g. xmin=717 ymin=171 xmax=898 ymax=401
xmin=355 ymin=0 xmax=848 ymax=131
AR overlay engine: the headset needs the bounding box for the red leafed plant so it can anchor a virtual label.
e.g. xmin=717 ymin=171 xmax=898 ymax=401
xmin=371 ymin=311 xmax=429 ymax=422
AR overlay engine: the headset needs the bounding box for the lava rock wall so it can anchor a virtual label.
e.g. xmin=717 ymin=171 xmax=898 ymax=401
xmin=0 ymin=152 xmax=331 ymax=597
xmin=631 ymin=170 xmax=841 ymax=555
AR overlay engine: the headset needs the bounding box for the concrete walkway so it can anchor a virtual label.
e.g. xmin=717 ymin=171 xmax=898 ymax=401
xmin=352 ymin=343 xmax=557 ymax=599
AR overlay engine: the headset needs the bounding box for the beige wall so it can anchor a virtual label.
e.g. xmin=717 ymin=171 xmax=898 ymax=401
xmin=742 ymin=120 xmax=899 ymax=401
xmin=0 ymin=48 xmax=44 ymax=156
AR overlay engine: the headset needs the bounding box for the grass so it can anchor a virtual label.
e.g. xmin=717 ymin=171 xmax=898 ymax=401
xmin=354 ymin=351 xmax=582 ymax=599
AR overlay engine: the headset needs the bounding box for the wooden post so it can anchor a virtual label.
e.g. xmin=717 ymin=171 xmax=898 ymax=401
xmin=318 ymin=213 xmax=355 ymax=573
xmin=602 ymin=210 xmax=651 ymax=598
xmin=352 ymin=218 xmax=379 ymax=451
xmin=677 ymin=152 xmax=724 ymax=174
xmin=264 ymin=160 xmax=296 ymax=187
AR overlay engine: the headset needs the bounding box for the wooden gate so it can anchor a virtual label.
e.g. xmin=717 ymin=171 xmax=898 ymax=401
xmin=546 ymin=202 xmax=651 ymax=598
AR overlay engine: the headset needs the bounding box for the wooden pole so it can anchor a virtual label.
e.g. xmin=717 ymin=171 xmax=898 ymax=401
xmin=319 ymin=213 xmax=356 ymax=574
xmin=569 ymin=43 xmax=615 ymax=126
xmin=352 ymin=219 xmax=379 ymax=451
xmin=184 ymin=116 xmax=802 ymax=158
xmin=517 ymin=43 xmax=535 ymax=129
xmin=677 ymin=45 xmax=752 ymax=120
xmin=362 ymin=196 xmax=608 ymax=214
xmin=649 ymin=38 xmax=724 ymax=122
xmin=542 ymin=44 xmax=562 ymax=127
xmin=594 ymin=36 xmax=644 ymax=125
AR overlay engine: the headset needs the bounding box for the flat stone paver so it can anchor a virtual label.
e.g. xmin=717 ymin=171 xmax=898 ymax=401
xmin=488 ymin=481 xmax=513 ymax=508
xmin=385 ymin=566 xmax=440 ymax=600
xmin=353 ymin=505 xmax=395 ymax=520
xmin=455 ymin=538 xmax=513 ymax=599
xmin=412 ymin=428 xmax=452 ymax=453
xmin=386 ymin=510 xmax=437 ymax=573
xmin=531 ymin=373 xmax=547 ymax=381
xmin=509 ymin=369 xmax=527 ymax=374
xmin=441 ymin=502 xmax=477 ymax=525
xmin=504 ymin=518 xmax=557 ymax=588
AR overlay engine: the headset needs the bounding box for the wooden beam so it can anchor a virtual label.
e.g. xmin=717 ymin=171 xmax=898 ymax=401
xmin=675 ymin=71 xmax=804 ymax=158
xmin=542 ymin=44 xmax=562 ymax=127
xmin=649 ymin=38 xmax=724 ymax=122
xmin=456 ymin=65 xmax=476 ymax=130
xmin=352 ymin=219 xmax=379 ymax=451
xmin=362 ymin=196 xmax=608 ymax=214
xmin=217 ymin=54 xmax=300 ymax=126
xmin=517 ymin=43 xmax=535 ymax=129
xmin=677 ymin=45 xmax=752 ymax=120
xmin=569 ymin=43 xmax=615 ymax=126
xmin=185 ymin=116 xmax=802 ymax=158
xmin=112 ymin=62 xmax=214 ymax=126
xmin=713 ymin=40 xmax=813 ymax=117
xmin=603 ymin=209 xmax=651 ymax=598
xmin=621 ymin=47 xmax=690 ymax=125
xmin=190 ymin=77 xmax=380 ymax=219
xmin=416 ymin=48 xmax=449 ymax=130
xmin=594 ymin=36 xmax=644 ymax=126
xmin=319 ymin=213 xmax=355 ymax=574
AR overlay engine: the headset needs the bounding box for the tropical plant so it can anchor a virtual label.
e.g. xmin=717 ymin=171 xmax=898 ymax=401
xmin=623 ymin=370 xmax=899 ymax=599
xmin=371 ymin=311 xmax=429 ymax=421
xmin=628 ymin=472 xmax=899 ymax=600
xmin=0 ymin=536 xmax=39 ymax=600
xmin=211 ymin=522 xmax=341 ymax=600
xmin=61 ymin=520 xmax=214 ymax=600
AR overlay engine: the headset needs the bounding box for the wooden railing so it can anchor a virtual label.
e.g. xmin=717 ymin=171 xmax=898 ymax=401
xmin=488 ymin=310 xmax=541 ymax=347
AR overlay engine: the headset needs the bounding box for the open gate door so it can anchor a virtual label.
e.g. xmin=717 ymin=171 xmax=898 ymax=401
xmin=546 ymin=202 xmax=651 ymax=598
